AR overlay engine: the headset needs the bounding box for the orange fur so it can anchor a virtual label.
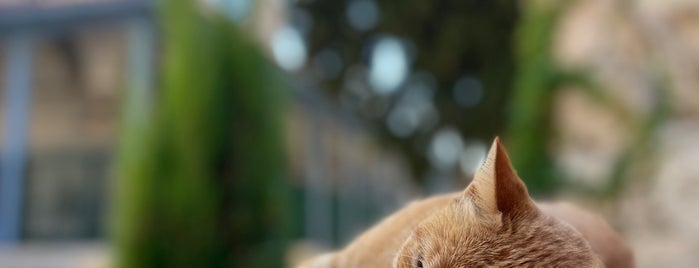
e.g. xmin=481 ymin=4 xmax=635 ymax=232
xmin=300 ymin=138 xmax=634 ymax=268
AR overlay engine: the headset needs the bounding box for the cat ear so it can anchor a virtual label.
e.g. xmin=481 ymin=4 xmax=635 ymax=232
xmin=463 ymin=137 xmax=536 ymax=217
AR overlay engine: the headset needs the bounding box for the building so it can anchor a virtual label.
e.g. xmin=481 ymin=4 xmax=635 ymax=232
xmin=0 ymin=1 xmax=417 ymax=266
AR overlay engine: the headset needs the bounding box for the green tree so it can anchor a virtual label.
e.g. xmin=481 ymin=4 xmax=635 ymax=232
xmin=298 ymin=0 xmax=519 ymax=182
xmin=114 ymin=1 xmax=293 ymax=267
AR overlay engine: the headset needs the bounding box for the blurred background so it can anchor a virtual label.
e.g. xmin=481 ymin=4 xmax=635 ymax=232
xmin=0 ymin=0 xmax=698 ymax=267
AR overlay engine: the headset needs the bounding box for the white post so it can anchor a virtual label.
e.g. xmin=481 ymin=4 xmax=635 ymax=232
xmin=0 ymin=35 xmax=35 ymax=243
xmin=123 ymin=17 xmax=155 ymax=128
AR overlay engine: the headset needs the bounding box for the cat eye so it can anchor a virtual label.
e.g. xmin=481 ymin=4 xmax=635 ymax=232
xmin=416 ymin=255 xmax=424 ymax=268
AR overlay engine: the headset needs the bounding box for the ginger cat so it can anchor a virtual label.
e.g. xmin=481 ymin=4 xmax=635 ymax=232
xmin=300 ymin=138 xmax=634 ymax=268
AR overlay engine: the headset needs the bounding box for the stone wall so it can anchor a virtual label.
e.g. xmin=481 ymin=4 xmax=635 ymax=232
xmin=553 ymin=1 xmax=699 ymax=267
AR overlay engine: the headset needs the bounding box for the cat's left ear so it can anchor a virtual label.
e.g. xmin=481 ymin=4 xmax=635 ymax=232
xmin=463 ymin=137 xmax=537 ymax=218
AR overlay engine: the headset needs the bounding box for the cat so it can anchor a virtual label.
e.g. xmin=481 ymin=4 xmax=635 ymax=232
xmin=299 ymin=137 xmax=634 ymax=268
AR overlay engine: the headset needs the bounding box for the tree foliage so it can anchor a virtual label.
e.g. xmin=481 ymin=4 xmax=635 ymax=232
xmin=114 ymin=1 xmax=293 ymax=267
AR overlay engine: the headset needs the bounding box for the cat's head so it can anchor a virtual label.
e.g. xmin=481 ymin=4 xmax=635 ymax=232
xmin=394 ymin=138 xmax=603 ymax=268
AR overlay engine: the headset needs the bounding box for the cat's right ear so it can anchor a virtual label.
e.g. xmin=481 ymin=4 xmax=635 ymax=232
xmin=463 ymin=137 xmax=537 ymax=218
